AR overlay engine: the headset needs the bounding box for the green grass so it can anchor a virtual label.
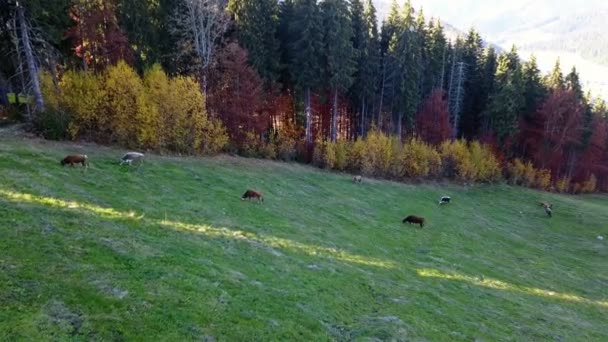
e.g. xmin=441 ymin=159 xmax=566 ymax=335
xmin=0 ymin=133 xmax=607 ymax=341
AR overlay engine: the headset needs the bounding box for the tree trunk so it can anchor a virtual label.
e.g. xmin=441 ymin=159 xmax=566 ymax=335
xmin=396 ymin=112 xmax=402 ymax=140
xmin=360 ymin=97 xmax=366 ymax=137
xmin=304 ymin=87 xmax=312 ymax=143
xmin=378 ymin=60 xmax=386 ymax=129
xmin=18 ymin=5 xmax=45 ymax=114
xmin=331 ymin=88 xmax=338 ymax=142
xmin=0 ymin=71 xmax=8 ymax=107
xmin=49 ymin=56 xmax=60 ymax=94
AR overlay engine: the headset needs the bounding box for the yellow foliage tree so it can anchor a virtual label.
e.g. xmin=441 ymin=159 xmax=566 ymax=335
xmin=59 ymin=70 xmax=105 ymax=139
xmin=105 ymin=61 xmax=159 ymax=148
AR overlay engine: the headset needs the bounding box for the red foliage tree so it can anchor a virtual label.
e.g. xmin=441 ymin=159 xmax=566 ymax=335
xmin=574 ymin=118 xmax=608 ymax=186
xmin=67 ymin=0 xmax=132 ymax=72
xmin=415 ymin=89 xmax=452 ymax=145
xmin=523 ymin=90 xmax=584 ymax=178
xmin=207 ymin=42 xmax=266 ymax=143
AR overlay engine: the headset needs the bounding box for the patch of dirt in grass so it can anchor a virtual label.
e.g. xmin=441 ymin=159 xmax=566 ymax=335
xmin=37 ymin=300 xmax=86 ymax=336
xmin=91 ymin=279 xmax=129 ymax=299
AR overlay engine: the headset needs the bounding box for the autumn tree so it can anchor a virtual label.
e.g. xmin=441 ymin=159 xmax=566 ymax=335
xmin=416 ymin=90 xmax=451 ymax=145
xmin=68 ymin=0 xmax=132 ymax=72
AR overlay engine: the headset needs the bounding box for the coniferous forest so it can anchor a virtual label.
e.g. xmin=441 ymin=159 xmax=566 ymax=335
xmin=1 ymin=0 xmax=608 ymax=192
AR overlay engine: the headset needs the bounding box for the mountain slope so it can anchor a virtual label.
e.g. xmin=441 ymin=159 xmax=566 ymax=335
xmin=1 ymin=134 xmax=607 ymax=340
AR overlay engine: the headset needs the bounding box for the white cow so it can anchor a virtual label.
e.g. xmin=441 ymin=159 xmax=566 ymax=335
xmin=120 ymin=152 xmax=145 ymax=167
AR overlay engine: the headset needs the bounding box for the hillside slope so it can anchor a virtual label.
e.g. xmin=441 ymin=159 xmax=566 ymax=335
xmin=0 ymin=134 xmax=607 ymax=340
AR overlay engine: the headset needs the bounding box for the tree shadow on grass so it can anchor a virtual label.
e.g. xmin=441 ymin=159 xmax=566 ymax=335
xmin=0 ymin=188 xmax=397 ymax=269
xmin=416 ymin=267 xmax=608 ymax=309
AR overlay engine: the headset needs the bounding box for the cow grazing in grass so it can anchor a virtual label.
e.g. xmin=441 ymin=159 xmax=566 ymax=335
xmin=353 ymin=175 xmax=362 ymax=183
xmin=120 ymin=152 xmax=145 ymax=166
xmin=403 ymin=215 xmax=425 ymax=228
xmin=61 ymin=154 xmax=88 ymax=168
xmin=242 ymin=190 xmax=264 ymax=202
xmin=540 ymin=201 xmax=553 ymax=217
xmin=439 ymin=196 xmax=451 ymax=205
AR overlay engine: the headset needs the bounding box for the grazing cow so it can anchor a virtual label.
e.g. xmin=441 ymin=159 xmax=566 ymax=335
xmin=120 ymin=152 xmax=145 ymax=166
xmin=61 ymin=154 xmax=88 ymax=168
xmin=439 ymin=196 xmax=451 ymax=205
xmin=539 ymin=201 xmax=553 ymax=217
xmin=402 ymin=215 xmax=425 ymax=228
xmin=242 ymin=190 xmax=264 ymax=202
xmin=353 ymin=175 xmax=362 ymax=183
xmin=544 ymin=206 xmax=552 ymax=218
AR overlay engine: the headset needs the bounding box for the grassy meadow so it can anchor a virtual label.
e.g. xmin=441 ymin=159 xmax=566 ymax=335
xmin=0 ymin=130 xmax=607 ymax=341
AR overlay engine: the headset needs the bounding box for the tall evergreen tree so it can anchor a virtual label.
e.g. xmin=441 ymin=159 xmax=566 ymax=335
xmin=277 ymin=0 xmax=295 ymax=88
xmin=364 ymin=0 xmax=380 ymax=131
xmin=289 ymin=0 xmax=324 ymax=142
xmin=349 ymin=0 xmax=379 ymax=137
xmin=521 ymin=55 xmax=547 ymax=118
xmin=426 ymin=19 xmax=447 ymax=92
xmin=377 ymin=1 xmax=400 ymax=130
xmin=459 ymin=28 xmax=484 ymax=138
xmin=391 ymin=0 xmax=421 ymax=137
xmin=478 ymin=47 xmax=498 ymax=134
xmin=320 ymin=0 xmax=356 ymax=141
xmin=546 ymin=58 xmax=565 ymax=90
xmin=484 ymin=51 xmax=525 ymax=145
xmin=565 ymin=66 xmax=584 ymax=100
xmin=228 ymin=0 xmax=281 ymax=87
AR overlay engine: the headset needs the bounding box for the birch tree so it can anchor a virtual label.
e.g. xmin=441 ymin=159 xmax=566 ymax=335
xmin=174 ymin=0 xmax=229 ymax=92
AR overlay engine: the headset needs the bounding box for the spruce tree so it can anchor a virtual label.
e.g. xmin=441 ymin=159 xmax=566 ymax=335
xmin=546 ymin=58 xmax=565 ymax=90
xmin=484 ymin=52 xmax=525 ymax=144
xmin=277 ymin=0 xmax=295 ymax=88
xmin=522 ymin=55 xmax=547 ymax=118
xmin=320 ymin=0 xmax=356 ymax=141
xmin=426 ymin=19 xmax=447 ymax=92
xmin=289 ymin=0 xmax=324 ymax=142
xmin=364 ymin=0 xmax=380 ymax=131
xmin=478 ymin=47 xmax=498 ymax=134
xmin=228 ymin=0 xmax=281 ymax=87
xmin=391 ymin=0 xmax=421 ymax=137
xmin=460 ymin=28 xmax=484 ymax=138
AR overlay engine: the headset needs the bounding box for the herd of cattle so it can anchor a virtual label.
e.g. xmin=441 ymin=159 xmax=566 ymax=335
xmin=60 ymin=153 xmax=555 ymax=226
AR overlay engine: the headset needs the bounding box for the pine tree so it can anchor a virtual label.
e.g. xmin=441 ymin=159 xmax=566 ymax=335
xmin=521 ymin=55 xmax=547 ymax=118
xmin=484 ymin=51 xmax=525 ymax=145
xmin=349 ymin=0 xmax=367 ymax=137
xmin=320 ymin=0 xmax=356 ymax=141
xmin=364 ymin=0 xmax=380 ymax=132
xmin=277 ymin=0 xmax=295 ymax=88
xmin=377 ymin=1 xmax=400 ymax=130
xmin=426 ymin=19 xmax=447 ymax=92
xmin=380 ymin=0 xmax=400 ymax=56
xmin=459 ymin=28 xmax=484 ymax=138
xmin=565 ymin=66 xmax=584 ymax=101
xmin=478 ymin=47 xmax=498 ymax=134
xmin=349 ymin=0 xmax=379 ymax=137
xmin=228 ymin=0 xmax=281 ymax=87
xmin=546 ymin=58 xmax=565 ymax=90
xmin=391 ymin=0 xmax=421 ymax=137
xmin=289 ymin=0 xmax=324 ymax=143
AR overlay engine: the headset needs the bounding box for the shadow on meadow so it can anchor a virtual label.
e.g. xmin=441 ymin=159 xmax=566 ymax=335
xmin=2 ymin=187 xmax=606 ymax=314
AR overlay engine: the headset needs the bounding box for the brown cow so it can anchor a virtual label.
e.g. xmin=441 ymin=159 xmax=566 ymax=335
xmin=242 ymin=190 xmax=264 ymax=202
xmin=403 ymin=215 xmax=425 ymax=228
xmin=61 ymin=154 xmax=88 ymax=168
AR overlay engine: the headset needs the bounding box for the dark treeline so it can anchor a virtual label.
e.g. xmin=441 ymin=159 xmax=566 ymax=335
xmin=1 ymin=0 xmax=608 ymax=192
